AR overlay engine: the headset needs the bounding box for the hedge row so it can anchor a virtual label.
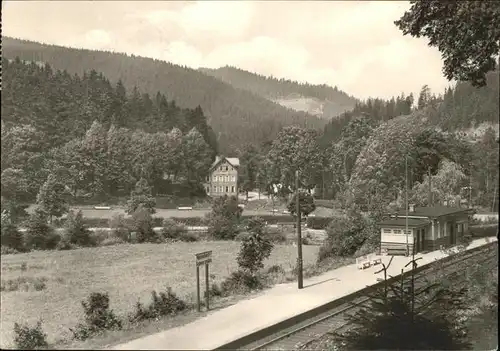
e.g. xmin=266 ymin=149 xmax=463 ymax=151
xmin=469 ymin=224 xmax=498 ymax=238
xmin=61 ymin=214 xmax=333 ymax=229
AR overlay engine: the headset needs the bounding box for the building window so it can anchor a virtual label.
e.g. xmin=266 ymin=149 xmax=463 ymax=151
xmin=225 ymin=186 xmax=229 ymax=193
xmin=225 ymin=166 xmax=228 ymax=171
xmin=393 ymin=229 xmax=401 ymax=234
xmin=213 ymin=186 xmax=217 ymax=193
xmin=219 ymin=186 xmax=223 ymax=192
xmin=383 ymin=229 xmax=391 ymax=233
xmin=404 ymin=230 xmax=411 ymax=235
xmin=206 ymin=187 xmax=210 ymax=194
xmin=231 ymin=175 xmax=235 ymax=182
xmin=213 ymin=175 xmax=216 ymax=182
xmin=231 ymin=186 xmax=235 ymax=193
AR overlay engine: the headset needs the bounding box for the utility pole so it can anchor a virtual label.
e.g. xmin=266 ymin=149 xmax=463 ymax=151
xmin=469 ymin=164 xmax=472 ymax=209
xmin=405 ymin=156 xmax=409 ymax=257
xmin=428 ymin=167 xmax=432 ymax=206
xmin=295 ymin=169 xmax=304 ymax=289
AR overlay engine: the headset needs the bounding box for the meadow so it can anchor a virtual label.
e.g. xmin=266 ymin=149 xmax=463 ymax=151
xmin=0 ymin=241 xmax=319 ymax=348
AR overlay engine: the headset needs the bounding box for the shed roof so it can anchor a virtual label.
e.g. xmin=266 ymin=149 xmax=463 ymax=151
xmin=394 ymin=206 xmax=472 ymax=218
xmin=379 ymin=218 xmax=429 ymax=228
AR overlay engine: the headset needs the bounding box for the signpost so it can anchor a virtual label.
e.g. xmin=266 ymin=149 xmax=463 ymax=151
xmin=195 ymin=250 xmax=212 ymax=312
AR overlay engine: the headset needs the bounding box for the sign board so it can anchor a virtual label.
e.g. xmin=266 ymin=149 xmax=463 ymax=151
xmin=195 ymin=250 xmax=213 ymax=312
xmin=196 ymin=250 xmax=212 ymax=266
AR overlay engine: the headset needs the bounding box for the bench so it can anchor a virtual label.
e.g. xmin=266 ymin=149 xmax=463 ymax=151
xmin=369 ymin=254 xmax=382 ymax=266
xmin=356 ymin=255 xmax=371 ymax=270
xmin=93 ymin=206 xmax=111 ymax=210
xmin=177 ymin=207 xmax=193 ymax=211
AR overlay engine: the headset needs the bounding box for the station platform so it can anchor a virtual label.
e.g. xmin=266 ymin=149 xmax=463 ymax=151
xmin=111 ymin=237 xmax=497 ymax=350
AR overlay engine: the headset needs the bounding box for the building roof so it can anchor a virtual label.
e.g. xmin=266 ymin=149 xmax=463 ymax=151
xmin=210 ymin=156 xmax=240 ymax=170
xmin=394 ymin=206 xmax=472 ymax=218
xmin=379 ymin=218 xmax=430 ymax=228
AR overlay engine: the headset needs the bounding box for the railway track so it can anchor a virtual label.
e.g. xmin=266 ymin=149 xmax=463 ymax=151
xmin=219 ymin=242 xmax=497 ymax=351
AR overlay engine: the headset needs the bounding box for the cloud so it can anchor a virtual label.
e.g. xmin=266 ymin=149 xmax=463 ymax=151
xmin=2 ymin=0 xmax=451 ymax=100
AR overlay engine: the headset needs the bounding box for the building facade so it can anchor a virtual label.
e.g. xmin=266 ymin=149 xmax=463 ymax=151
xmin=379 ymin=205 xmax=474 ymax=256
xmin=204 ymin=156 xmax=239 ymax=197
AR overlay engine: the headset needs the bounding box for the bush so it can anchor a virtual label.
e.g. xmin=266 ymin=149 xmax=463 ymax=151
xmin=109 ymin=214 xmax=131 ymax=241
xmin=100 ymin=237 xmax=126 ymax=246
xmin=264 ymin=228 xmax=287 ymax=244
xmin=266 ymin=264 xmax=286 ymax=275
xmin=287 ymin=192 xmax=316 ymax=217
xmin=208 ymin=214 xmax=239 ymax=240
xmin=469 ymin=224 xmax=498 ymax=239
xmin=1 ymin=276 xmax=48 ymax=292
xmin=237 ymin=217 xmax=274 ymax=274
xmin=64 ymin=210 xmax=94 ymax=247
xmin=13 ymin=320 xmax=48 ymax=349
xmin=130 ymin=206 xmax=161 ymax=243
xmin=24 ymin=208 xmax=60 ymax=250
xmin=130 ymin=286 xmax=188 ymax=322
xmin=70 ymin=292 xmax=122 ymax=341
xmin=306 ymin=216 xmax=333 ymax=229
xmin=89 ymin=229 xmax=111 ymax=246
xmin=1 ymin=223 xmax=25 ymax=252
xmin=178 ymin=231 xmax=198 ymax=242
xmin=207 ymin=195 xmax=242 ymax=240
xmin=171 ymin=216 xmax=207 ymax=226
xmin=319 ymin=212 xmax=369 ymax=261
xmin=1 ymin=246 xmax=20 ymax=255
xmin=161 ymin=218 xmax=188 ymax=240
xmin=220 ymin=270 xmax=266 ymax=296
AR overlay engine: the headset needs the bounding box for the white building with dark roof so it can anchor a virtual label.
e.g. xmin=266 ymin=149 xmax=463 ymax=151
xmin=204 ymin=156 xmax=240 ymax=197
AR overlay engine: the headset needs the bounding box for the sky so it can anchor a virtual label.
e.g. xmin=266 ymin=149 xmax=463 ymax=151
xmin=2 ymin=0 xmax=452 ymax=100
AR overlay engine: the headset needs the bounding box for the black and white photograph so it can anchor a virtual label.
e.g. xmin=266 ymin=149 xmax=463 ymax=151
xmin=1 ymin=1 xmax=499 ymax=350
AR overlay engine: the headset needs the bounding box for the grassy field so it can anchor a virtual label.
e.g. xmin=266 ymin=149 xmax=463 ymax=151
xmin=0 ymin=242 xmax=319 ymax=348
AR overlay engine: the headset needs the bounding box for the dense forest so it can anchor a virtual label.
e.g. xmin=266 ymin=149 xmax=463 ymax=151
xmin=2 ymin=37 xmax=327 ymax=153
xmin=200 ymin=66 xmax=357 ymax=118
xmin=1 ymin=58 xmax=217 ymax=210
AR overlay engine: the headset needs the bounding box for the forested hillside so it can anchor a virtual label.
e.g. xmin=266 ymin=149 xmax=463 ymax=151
xmin=200 ymin=66 xmax=357 ymax=119
xmin=2 ymin=37 xmax=326 ymax=153
xmin=1 ymin=58 xmax=217 ymax=208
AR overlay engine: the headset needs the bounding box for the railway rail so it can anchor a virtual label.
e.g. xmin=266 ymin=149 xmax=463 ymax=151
xmin=215 ymin=241 xmax=497 ymax=351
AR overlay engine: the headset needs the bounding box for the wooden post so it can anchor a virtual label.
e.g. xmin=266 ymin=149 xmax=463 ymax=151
xmin=196 ymin=265 xmax=201 ymax=312
xmin=205 ymin=263 xmax=210 ymax=310
xmin=296 ymin=170 xmax=303 ymax=289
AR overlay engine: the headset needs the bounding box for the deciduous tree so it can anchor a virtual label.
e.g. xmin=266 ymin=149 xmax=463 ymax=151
xmin=395 ymin=1 xmax=500 ymax=87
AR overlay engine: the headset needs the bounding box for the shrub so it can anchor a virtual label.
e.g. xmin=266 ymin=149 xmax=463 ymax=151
xmin=130 ymin=286 xmax=188 ymax=322
xmin=237 ymin=217 xmax=274 ymax=274
xmin=1 ymin=276 xmax=48 ymax=292
xmin=469 ymin=224 xmax=498 ymax=239
xmin=179 ymin=231 xmax=198 ymax=242
xmin=13 ymin=320 xmax=48 ymax=350
xmin=265 ymin=231 xmax=287 ymax=244
xmin=287 ymin=192 xmax=316 ymax=217
xmin=208 ymin=214 xmax=239 ymax=240
xmin=24 ymin=208 xmax=60 ymax=250
xmin=64 ymin=210 xmax=94 ymax=247
xmin=1 ymin=246 xmax=20 ymax=255
xmin=89 ymin=229 xmax=111 ymax=246
xmin=266 ymin=264 xmax=286 ymax=275
xmin=161 ymin=218 xmax=188 ymax=240
xmin=126 ymin=178 xmax=156 ymax=215
xmin=70 ymin=292 xmax=122 ymax=340
xmin=1 ymin=223 xmax=25 ymax=252
xmin=306 ymin=216 xmax=333 ymax=229
xmin=130 ymin=206 xmax=161 ymax=243
xmin=207 ymin=195 xmax=242 ymax=240
xmin=209 ymin=282 xmax=223 ymax=297
xmin=109 ymin=214 xmax=131 ymax=242
xmin=101 ymin=237 xmax=126 ymax=246
xmin=220 ymin=270 xmax=266 ymax=296
xmin=319 ymin=212 xmax=368 ymax=261
xmin=170 ymin=216 xmax=207 ymax=226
